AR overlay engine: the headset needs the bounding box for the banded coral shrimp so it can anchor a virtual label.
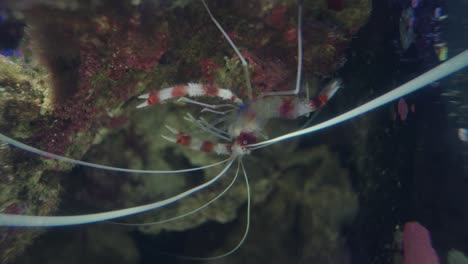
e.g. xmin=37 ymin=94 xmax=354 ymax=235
xmin=0 ymin=0 xmax=467 ymax=263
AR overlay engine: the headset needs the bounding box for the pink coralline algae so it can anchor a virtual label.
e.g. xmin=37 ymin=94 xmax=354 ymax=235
xmin=285 ymin=28 xmax=297 ymax=44
xmin=37 ymin=42 xmax=103 ymax=154
xmin=38 ymin=90 xmax=98 ymax=155
xmin=200 ymin=58 xmax=220 ymax=83
xmin=403 ymin=222 xmax=440 ymax=264
xmin=240 ymin=51 xmax=290 ymax=97
xmin=79 ymin=44 xmax=103 ymax=80
xmin=2 ymin=203 xmax=28 ymax=215
xmin=265 ymin=6 xmax=288 ymax=31
xmin=105 ymin=17 xmax=169 ymax=80
xmin=34 ymin=15 xmax=169 ymax=155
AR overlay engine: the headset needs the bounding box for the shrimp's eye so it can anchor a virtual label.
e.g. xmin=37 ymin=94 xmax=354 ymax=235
xmin=237 ymin=132 xmax=257 ymax=146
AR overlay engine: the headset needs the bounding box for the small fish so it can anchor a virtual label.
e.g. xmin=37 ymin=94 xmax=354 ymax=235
xmin=398 ymin=98 xmax=408 ymax=121
xmin=403 ymin=222 xmax=440 ymax=264
xmin=458 ymin=128 xmax=468 ymax=142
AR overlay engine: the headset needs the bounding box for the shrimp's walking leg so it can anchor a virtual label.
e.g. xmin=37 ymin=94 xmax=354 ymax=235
xmin=183 ymin=113 xmax=232 ymax=140
xmin=200 ymin=0 xmax=253 ymax=101
xmin=176 ymin=97 xmax=238 ymax=110
xmin=261 ymin=0 xmax=304 ymax=97
xmin=163 ymin=125 xmax=232 ymax=155
xmin=200 ymin=108 xmax=235 ymax=115
xmin=137 ymin=83 xmax=243 ymax=108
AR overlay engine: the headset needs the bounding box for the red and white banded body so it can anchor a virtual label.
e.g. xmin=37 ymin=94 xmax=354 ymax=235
xmin=137 ymin=83 xmax=243 ymax=109
xmin=228 ymin=79 xmax=341 ymax=139
xmin=137 ymin=79 xmax=342 ymax=156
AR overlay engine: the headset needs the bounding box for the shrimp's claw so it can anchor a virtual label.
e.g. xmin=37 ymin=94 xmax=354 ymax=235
xmin=136 ymin=92 xmax=158 ymax=108
xmin=138 ymin=93 xmax=149 ymax=99
xmin=136 ymin=93 xmax=150 ymax=108
xmin=136 ymin=101 xmax=149 ymax=109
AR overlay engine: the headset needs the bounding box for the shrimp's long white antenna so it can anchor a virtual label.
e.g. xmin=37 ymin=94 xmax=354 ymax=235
xmin=109 ymin=159 xmax=241 ymax=226
xmin=295 ymin=0 xmax=303 ymax=95
xmin=249 ymin=49 xmax=468 ymax=148
xmin=207 ymin=159 xmax=250 ymax=259
xmin=166 ymin=159 xmax=251 ymax=261
xmin=200 ymin=0 xmax=253 ymax=101
xmin=0 ymin=133 xmax=229 ymax=174
xmin=0 ymin=157 xmax=236 ymax=227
